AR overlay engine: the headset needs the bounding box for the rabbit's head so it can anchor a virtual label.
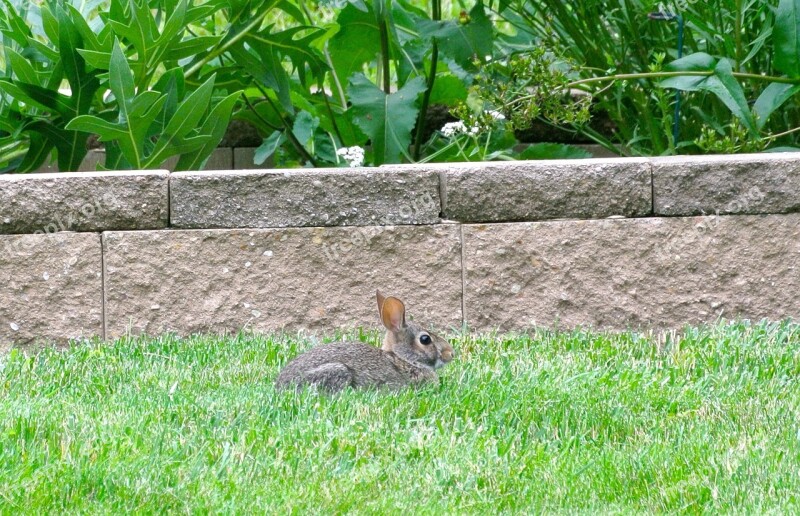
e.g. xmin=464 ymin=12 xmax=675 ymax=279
xmin=376 ymin=291 xmax=454 ymax=370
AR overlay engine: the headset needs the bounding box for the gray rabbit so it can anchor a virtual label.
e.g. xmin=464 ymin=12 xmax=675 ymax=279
xmin=276 ymin=291 xmax=454 ymax=392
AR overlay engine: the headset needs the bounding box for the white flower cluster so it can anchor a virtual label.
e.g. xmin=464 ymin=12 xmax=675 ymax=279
xmin=336 ymin=146 xmax=365 ymax=167
xmin=440 ymin=121 xmax=479 ymax=138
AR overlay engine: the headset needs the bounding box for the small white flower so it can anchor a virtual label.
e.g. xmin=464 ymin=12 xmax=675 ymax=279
xmin=336 ymin=146 xmax=365 ymax=167
xmin=441 ymin=121 xmax=480 ymax=138
xmin=487 ymin=110 xmax=506 ymax=120
xmin=441 ymin=121 xmax=467 ymax=138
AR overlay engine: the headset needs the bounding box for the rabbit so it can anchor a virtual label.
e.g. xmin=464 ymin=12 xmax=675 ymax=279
xmin=275 ymin=291 xmax=454 ymax=392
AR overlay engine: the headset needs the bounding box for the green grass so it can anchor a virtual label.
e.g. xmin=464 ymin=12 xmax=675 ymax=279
xmin=1 ymin=321 xmax=799 ymax=513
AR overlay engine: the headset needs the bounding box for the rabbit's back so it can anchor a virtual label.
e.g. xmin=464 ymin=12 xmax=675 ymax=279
xmin=275 ymin=342 xmax=434 ymax=391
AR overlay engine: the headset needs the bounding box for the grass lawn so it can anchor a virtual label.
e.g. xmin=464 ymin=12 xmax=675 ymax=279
xmin=1 ymin=321 xmax=799 ymax=513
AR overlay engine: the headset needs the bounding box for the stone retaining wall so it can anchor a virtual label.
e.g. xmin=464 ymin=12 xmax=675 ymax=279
xmin=2 ymin=153 xmax=799 ymax=348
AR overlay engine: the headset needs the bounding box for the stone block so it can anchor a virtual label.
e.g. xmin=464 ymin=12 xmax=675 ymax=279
xmin=170 ymin=168 xmax=441 ymax=228
xmin=0 ymin=171 xmax=169 ymax=234
xmin=0 ymin=232 xmax=103 ymax=349
xmin=103 ymin=224 xmax=462 ymax=337
xmin=652 ymin=153 xmax=800 ymax=216
xmin=435 ymin=158 xmax=652 ymax=222
xmin=463 ymin=214 xmax=800 ymax=330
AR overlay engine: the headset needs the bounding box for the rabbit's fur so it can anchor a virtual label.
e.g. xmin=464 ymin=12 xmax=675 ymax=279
xmin=275 ymin=291 xmax=454 ymax=392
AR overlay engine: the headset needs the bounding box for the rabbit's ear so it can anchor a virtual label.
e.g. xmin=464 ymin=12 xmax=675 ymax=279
xmin=376 ymin=290 xmax=386 ymax=316
xmin=380 ymin=296 xmax=406 ymax=331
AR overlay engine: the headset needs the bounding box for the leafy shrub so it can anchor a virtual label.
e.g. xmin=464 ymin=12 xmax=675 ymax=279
xmin=230 ymin=0 xmax=593 ymax=167
xmin=496 ymin=0 xmax=800 ymax=155
xmin=0 ymin=0 xmax=240 ymax=172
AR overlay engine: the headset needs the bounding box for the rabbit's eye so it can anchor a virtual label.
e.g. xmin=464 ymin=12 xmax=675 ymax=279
xmin=419 ymin=334 xmax=432 ymax=345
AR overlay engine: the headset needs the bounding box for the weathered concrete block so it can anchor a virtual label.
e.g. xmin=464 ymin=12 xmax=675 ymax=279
xmin=653 ymin=153 xmax=800 ymax=216
xmin=0 ymin=232 xmax=103 ymax=349
xmin=0 ymin=171 xmax=169 ymax=234
xmin=103 ymin=224 xmax=462 ymax=337
xmin=433 ymin=158 xmax=651 ymax=222
xmin=170 ymin=169 xmax=441 ymax=228
xmin=463 ymin=214 xmax=800 ymax=331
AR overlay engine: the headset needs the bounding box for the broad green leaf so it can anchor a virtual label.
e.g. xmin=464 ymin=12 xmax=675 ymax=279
xmin=664 ymin=52 xmax=718 ymax=69
xmin=92 ymin=37 xmax=170 ymax=169
xmin=292 ymin=110 xmax=319 ymax=147
xmin=158 ymin=0 xmax=187 ymax=47
xmin=175 ymin=92 xmax=241 ymax=171
xmin=247 ymin=25 xmax=328 ymax=87
xmin=165 ymin=36 xmax=222 ymax=61
xmin=153 ymin=68 xmax=185 ymax=133
xmin=77 ymin=49 xmax=112 ymax=70
xmin=16 ymin=132 xmax=52 ymax=173
xmin=663 ymin=52 xmax=717 ymax=90
xmin=184 ymin=4 xmax=218 ymax=25
xmin=130 ymin=91 xmax=163 ymax=119
xmin=66 ymin=4 xmax=104 ymax=51
xmin=146 ymin=76 xmax=218 ymax=166
xmin=328 ymin=4 xmax=380 ymax=93
xmin=775 ymin=0 xmax=800 ymax=77
xmin=163 ymin=74 xmax=216 ymax=139
xmin=517 ymin=143 xmax=593 ymax=160
xmin=66 ymin=115 xmax=129 ymax=140
xmin=57 ymin=5 xmax=100 ymax=115
xmin=40 ymin=4 xmax=59 ymax=46
xmin=236 ymin=41 xmax=292 ymax=112
xmin=6 ymin=48 xmax=40 ymax=85
xmin=0 ymin=0 xmax=32 ymax=47
xmin=276 ymin=0 xmax=308 ymax=25
xmin=109 ymin=41 xmax=135 ymax=123
xmin=428 ymin=74 xmax=468 ymax=106
xmin=0 ymin=80 xmax=73 ymax=116
xmin=28 ymin=120 xmax=89 ymax=171
xmin=417 ymin=1 xmax=493 ymax=71
xmin=144 ymin=135 xmax=210 ymax=168
xmin=661 ymin=56 xmax=758 ymax=136
xmin=348 ymin=73 xmax=426 ymax=165
xmin=765 ymin=145 xmax=800 ymax=152
xmin=253 ymin=130 xmax=284 ymax=166
xmin=108 ymin=0 xmax=160 ymax=85
xmin=753 ymin=83 xmax=800 ymax=130
xmin=56 ymin=5 xmax=81 ymax=88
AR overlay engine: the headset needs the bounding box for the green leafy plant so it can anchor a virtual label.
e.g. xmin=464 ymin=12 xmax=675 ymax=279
xmin=237 ymin=0 xmax=593 ymax=168
xmin=66 ymin=42 xmax=239 ymax=169
xmin=496 ymin=0 xmax=800 ymax=155
xmin=0 ymin=0 xmax=241 ymax=172
xmin=0 ymin=1 xmax=103 ymax=172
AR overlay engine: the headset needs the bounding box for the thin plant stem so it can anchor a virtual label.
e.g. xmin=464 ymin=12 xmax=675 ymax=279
xmin=567 ymin=71 xmax=800 ymax=89
xmin=240 ymin=93 xmax=282 ymax=132
xmin=322 ymin=92 xmax=346 ymax=145
xmin=255 ymin=84 xmax=318 ymax=167
xmin=412 ymin=0 xmax=441 ymax=161
xmin=185 ymin=7 xmax=273 ymax=79
xmin=763 ymin=125 xmax=800 ymax=141
xmin=376 ymin=0 xmax=392 ymax=94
